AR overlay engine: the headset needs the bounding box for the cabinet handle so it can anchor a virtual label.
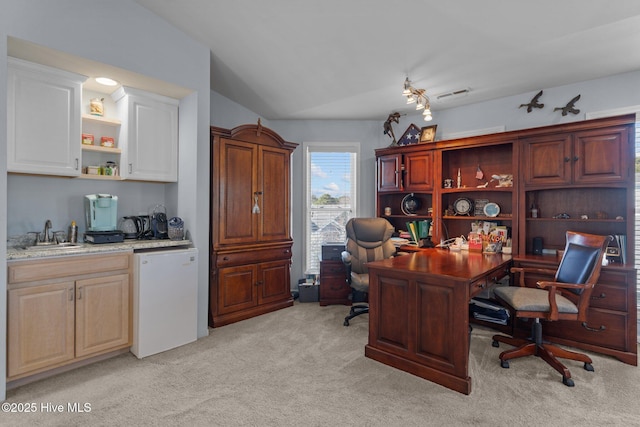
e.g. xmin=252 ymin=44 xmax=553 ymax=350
xmin=69 ymin=287 xmax=74 ymax=301
xmin=564 ymin=157 xmax=571 ymax=162
xmin=581 ymin=322 xmax=606 ymax=332
xmin=78 ymin=287 xmax=82 ymax=300
xmin=255 ymin=281 xmax=263 ymax=287
xmin=252 ymin=191 xmax=262 ymax=214
xmin=223 ymin=256 xmax=229 ymax=261
xmin=573 ymin=156 xmax=579 ymax=162
xmin=284 ymin=249 xmax=290 ymax=254
xmin=591 ymin=292 xmax=606 ymax=300
xmin=75 ymin=158 xmax=79 ymax=170
xmin=128 ymin=163 xmax=133 ymax=174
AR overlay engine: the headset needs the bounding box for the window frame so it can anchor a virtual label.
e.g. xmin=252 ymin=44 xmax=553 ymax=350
xmin=302 ymin=141 xmax=360 ymax=275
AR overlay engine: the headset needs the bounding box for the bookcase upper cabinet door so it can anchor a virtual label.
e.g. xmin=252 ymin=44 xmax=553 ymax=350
xmin=522 ymin=134 xmax=572 ymax=186
xmin=572 ymin=126 xmax=629 ymax=185
xmin=522 ymin=125 xmax=629 ymax=186
xmin=404 ymin=151 xmax=434 ymax=191
xmin=377 ymin=153 xmax=402 ymax=192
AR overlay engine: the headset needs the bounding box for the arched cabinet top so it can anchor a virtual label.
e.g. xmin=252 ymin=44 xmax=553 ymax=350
xmin=211 ymin=120 xmax=298 ymax=152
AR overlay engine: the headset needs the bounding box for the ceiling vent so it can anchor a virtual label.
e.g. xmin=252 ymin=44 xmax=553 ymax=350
xmin=435 ymin=88 xmax=470 ymax=101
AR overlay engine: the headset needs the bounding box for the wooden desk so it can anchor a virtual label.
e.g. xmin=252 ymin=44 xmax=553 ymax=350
xmin=365 ymin=249 xmax=511 ymax=394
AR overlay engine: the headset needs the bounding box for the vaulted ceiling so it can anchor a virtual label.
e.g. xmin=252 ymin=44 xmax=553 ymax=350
xmin=136 ymin=0 xmax=640 ymax=120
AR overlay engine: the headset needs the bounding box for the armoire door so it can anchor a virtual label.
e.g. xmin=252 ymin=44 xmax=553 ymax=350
xmin=218 ymin=138 xmax=258 ymax=245
xmin=258 ymin=146 xmax=291 ymax=242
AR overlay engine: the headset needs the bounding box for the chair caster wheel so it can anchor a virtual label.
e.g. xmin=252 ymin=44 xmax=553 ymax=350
xmin=492 ymin=340 xmax=499 ymax=348
xmin=343 ymin=319 xmax=350 ymax=326
xmin=500 ymin=360 xmax=509 ymax=369
xmin=563 ymin=376 xmax=575 ymax=387
xmin=584 ymin=363 xmax=594 ymax=372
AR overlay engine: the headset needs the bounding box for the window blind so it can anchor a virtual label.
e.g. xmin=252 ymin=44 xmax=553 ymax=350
xmin=303 ymin=143 xmax=359 ymax=274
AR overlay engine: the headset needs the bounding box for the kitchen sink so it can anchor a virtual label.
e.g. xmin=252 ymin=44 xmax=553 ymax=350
xmin=24 ymin=243 xmax=83 ymax=251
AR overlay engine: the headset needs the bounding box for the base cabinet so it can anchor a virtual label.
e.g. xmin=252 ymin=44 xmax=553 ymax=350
xmin=7 ymin=253 xmax=132 ymax=381
xmin=8 ymin=282 xmax=75 ymax=376
xmin=319 ymin=260 xmax=351 ymax=306
xmin=211 ymin=244 xmax=293 ymax=327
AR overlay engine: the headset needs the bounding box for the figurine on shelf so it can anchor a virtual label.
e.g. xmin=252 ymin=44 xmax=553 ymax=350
xmin=490 ymin=174 xmax=513 ymax=187
xmin=383 ymin=112 xmax=401 ymax=146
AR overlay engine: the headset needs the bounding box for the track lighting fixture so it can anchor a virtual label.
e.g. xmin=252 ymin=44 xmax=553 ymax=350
xmin=402 ymin=77 xmax=432 ymax=121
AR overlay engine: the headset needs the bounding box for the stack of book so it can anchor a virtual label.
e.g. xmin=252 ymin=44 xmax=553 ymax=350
xmin=469 ymin=297 xmax=510 ymax=325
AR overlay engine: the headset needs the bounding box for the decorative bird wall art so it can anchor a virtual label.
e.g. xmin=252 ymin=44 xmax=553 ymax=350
xmin=554 ymin=94 xmax=581 ymax=116
xmin=519 ymin=90 xmax=544 ymax=113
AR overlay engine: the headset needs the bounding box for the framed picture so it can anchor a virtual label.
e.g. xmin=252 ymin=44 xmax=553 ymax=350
xmin=420 ymin=125 xmax=437 ymax=143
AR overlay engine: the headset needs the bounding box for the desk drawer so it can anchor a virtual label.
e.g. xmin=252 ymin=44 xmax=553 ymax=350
xmin=543 ymin=308 xmax=629 ymax=351
xmin=216 ymin=246 xmax=292 ymax=267
xmin=590 ymin=282 xmax=627 ymax=312
xmin=320 ymin=260 xmax=345 ymax=277
xmin=470 ymin=278 xmax=487 ymax=298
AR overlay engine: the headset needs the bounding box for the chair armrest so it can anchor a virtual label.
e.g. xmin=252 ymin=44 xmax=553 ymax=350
xmin=536 ymin=280 xmax=587 ymax=321
xmin=510 ymin=266 xmax=557 ymax=287
xmin=536 ymin=281 xmax=586 ymax=291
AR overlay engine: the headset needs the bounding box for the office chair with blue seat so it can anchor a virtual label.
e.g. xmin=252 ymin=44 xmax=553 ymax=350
xmin=341 ymin=217 xmax=396 ymax=326
xmin=492 ymin=231 xmax=612 ymax=387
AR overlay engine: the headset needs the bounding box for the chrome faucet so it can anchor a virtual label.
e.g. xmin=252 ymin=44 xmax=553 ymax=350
xmin=41 ymin=219 xmax=52 ymax=243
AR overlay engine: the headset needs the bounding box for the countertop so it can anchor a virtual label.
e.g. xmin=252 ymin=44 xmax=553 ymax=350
xmin=7 ymin=239 xmax=193 ymax=261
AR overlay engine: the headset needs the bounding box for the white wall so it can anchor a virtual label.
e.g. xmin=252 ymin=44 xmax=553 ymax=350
xmin=211 ymin=91 xmax=271 ymax=129
xmin=1 ymin=0 xmax=211 ymax=400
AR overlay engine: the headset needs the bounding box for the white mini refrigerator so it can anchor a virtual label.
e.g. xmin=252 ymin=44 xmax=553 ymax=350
xmin=132 ymin=248 xmax=198 ymax=358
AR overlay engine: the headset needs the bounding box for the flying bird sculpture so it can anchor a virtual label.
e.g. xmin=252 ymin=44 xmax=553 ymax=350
xmin=554 ymin=94 xmax=581 ymax=116
xmin=519 ymin=90 xmax=544 ymax=113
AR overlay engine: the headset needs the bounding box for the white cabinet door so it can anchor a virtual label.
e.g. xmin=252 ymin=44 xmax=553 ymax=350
xmin=113 ymin=87 xmax=179 ymax=182
xmin=7 ymin=58 xmax=84 ymax=176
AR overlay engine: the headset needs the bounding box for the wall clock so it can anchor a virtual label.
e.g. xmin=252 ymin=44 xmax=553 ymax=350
xmin=453 ymin=198 xmax=473 ymax=216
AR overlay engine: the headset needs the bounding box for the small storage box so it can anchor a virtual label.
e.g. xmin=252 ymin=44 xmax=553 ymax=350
xmin=298 ymin=279 xmax=319 ymax=303
xmin=322 ymin=243 xmax=345 ymax=261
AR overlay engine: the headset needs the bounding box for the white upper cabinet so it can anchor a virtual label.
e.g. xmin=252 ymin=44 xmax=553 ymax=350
xmin=7 ymin=58 xmax=85 ymax=176
xmin=112 ymin=87 xmax=179 ymax=182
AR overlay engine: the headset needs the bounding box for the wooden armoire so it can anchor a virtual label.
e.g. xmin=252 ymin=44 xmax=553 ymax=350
xmin=210 ymin=122 xmax=298 ymax=327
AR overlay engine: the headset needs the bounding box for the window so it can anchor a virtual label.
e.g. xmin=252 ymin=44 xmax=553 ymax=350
xmin=635 ymin=120 xmax=639 ymax=302
xmin=303 ymin=142 xmax=359 ymax=274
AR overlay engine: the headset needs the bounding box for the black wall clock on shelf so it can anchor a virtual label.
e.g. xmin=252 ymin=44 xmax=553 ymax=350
xmin=453 ymin=197 xmax=473 ymax=216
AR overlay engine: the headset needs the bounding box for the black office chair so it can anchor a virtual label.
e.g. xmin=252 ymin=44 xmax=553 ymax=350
xmin=492 ymin=231 xmax=611 ymax=386
xmin=341 ymin=217 xmax=396 ymax=326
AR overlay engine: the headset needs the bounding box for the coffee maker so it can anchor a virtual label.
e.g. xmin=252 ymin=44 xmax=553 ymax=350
xmin=84 ymin=194 xmax=125 ymax=244
xmin=85 ymin=194 xmax=118 ymax=231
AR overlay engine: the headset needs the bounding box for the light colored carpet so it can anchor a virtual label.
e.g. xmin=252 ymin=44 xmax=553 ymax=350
xmin=4 ymin=302 xmax=640 ymax=426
